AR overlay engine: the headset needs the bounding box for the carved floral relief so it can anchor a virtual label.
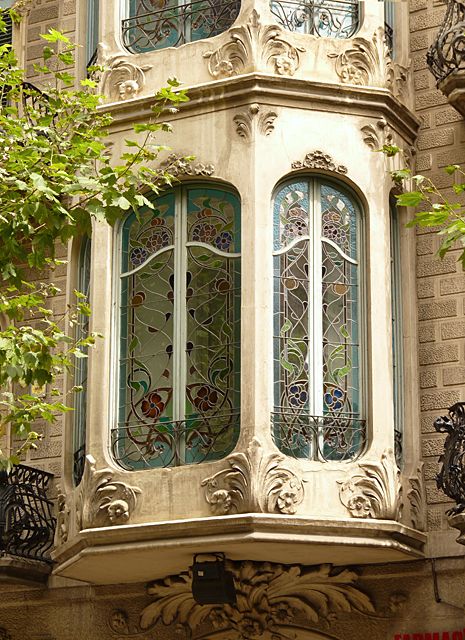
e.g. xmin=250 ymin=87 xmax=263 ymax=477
xmin=361 ymin=118 xmax=393 ymax=150
xmin=76 ymin=455 xmax=141 ymax=529
xmin=97 ymin=44 xmax=152 ymax=101
xmin=132 ymin=562 xmax=374 ymax=639
xmin=338 ymin=449 xmax=403 ymax=520
xmin=201 ymin=437 xmax=305 ymax=515
xmin=328 ymin=28 xmax=408 ymax=101
xmin=159 ymin=153 xmax=215 ymax=177
xmin=408 ymin=465 xmax=426 ymax=531
xmin=233 ymin=103 xmax=278 ymax=140
xmin=204 ymin=10 xmax=305 ymax=79
xmin=55 ymin=488 xmax=70 ymax=545
xmin=291 ymin=150 xmax=347 ymax=174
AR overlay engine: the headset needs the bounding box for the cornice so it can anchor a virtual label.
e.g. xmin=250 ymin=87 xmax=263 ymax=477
xmin=100 ymin=73 xmax=420 ymax=144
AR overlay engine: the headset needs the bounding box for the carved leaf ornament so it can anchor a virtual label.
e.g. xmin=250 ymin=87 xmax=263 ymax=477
xmin=329 ymin=28 xmax=408 ymax=100
xmin=201 ymin=437 xmax=305 ymax=515
xmin=338 ymin=449 xmax=402 ymax=520
xmin=204 ymin=10 xmax=305 ymax=79
xmin=77 ymin=455 xmax=141 ymax=529
xmin=139 ymin=561 xmax=374 ymax=639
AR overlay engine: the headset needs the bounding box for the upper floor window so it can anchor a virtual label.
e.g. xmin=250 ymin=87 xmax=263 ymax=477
xmin=272 ymin=178 xmax=365 ymax=462
xmin=113 ymin=185 xmax=241 ymax=469
xmin=271 ymin=0 xmax=359 ymax=39
xmin=390 ymin=199 xmax=403 ymax=466
xmin=73 ymin=237 xmax=91 ymax=485
xmin=86 ymin=0 xmax=99 ymax=67
xmin=122 ymin=0 xmax=241 ymax=54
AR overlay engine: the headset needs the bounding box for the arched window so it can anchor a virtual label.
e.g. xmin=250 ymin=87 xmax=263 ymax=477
xmin=113 ymin=185 xmax=241 ymax=469
xmin=272 ymin=178 xmax=365 ymax=461
xmin=390 ymin=199 xmax=403 ymax=466
xmin=122 ymin=0 xmax=241 ymax=54
xmin=73 ymin=237 xmax=91 ymax=485
xmin=271 ymin=0 xmax=360 ymax=39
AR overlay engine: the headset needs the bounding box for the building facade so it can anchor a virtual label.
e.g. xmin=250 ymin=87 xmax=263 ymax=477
xmin=1 ymin=0 xmax=465 ymax=638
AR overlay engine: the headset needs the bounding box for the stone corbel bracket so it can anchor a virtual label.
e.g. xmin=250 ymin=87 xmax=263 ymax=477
xmin=204 ymin=9 xmax=305 ymax=79
xmin=201 ymin=437 xmax=305 ymax=515
xmin=233 ymin=103 xmax=278 ymax=140
xmin=77 ymin=455 xmax=142 ymax=529
xmin=338 ymin=449 xmax=403 ymax=520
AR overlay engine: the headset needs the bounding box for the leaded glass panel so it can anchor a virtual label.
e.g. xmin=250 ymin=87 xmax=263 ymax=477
xmin=114 ymin=186 xmax=241 ymax=470
xmin=270 ymin=0 xmax=359 ymax=39
xmin=272 ymin=178 xmax=365 ymax=462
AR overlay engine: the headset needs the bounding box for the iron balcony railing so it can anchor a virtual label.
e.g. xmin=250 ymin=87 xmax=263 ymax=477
xmin=427 ymin=0 xmax=465 ymax=83
xmin=271 ymin=411 xmax=366 ymax=462
xmin=435 ymin=402 xmax=465 ymax=516
xmin=122 ymin=0 xmax=241 ymax=54
xmin=270 ymin=0 xmax=359 ymax=38
xmin=0 ymin=465 xmax=56 ymax=563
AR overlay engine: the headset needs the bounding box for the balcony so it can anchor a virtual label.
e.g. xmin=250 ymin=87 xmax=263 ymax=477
xmin=427 ymin=0 xmax=465 ymax=117
xmin=434 ymin=402 xmax=465 ymax=544
xmin=0 ymin=465 xmax=55 ymax=585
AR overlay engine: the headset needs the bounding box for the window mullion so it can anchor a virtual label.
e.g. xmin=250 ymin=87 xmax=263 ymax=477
xmin=312 ymin=180 xmax=323 ymax=418
xmin=173 ymin=189 xmax=188 ymax=428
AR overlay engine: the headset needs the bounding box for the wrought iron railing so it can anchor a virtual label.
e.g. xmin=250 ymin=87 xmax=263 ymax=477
xmin=435 ymin=402 xmax=465 ymax=515
xmin=271 ymin=411 xmax=366 ymax=462
xmin=270 ymin=0 xmax=359 ymax=39
xmin=427 ymin=0 xmax=465 ymax=83
xmin=0 ymin=465 xmax=56 ymax=563
xmin=122 ymin=0 xmax=241 ymax=54
xmin=112 ymin=412 xmax=240 ymax=469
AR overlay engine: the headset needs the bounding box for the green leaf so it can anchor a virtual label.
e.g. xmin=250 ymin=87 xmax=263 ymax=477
xmin=395 ymin=191 xmax=424 ymax=207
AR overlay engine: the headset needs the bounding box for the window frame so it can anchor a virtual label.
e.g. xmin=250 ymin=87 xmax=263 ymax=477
xmin=271 ymin=174 xmax=367 ymax=462
xmin=112 ymin=182 xmax=242 ymax=470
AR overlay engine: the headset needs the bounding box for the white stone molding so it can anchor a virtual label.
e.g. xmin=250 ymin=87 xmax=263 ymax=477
xmin=201 ymin=437 xmax=305 ymax=515
xmin=291 ymin=150 xmax=348 ymax=174
xmin=203 ymin=10 xmax=305 ymax=79
xmin=77 ymin=455 xmax=141 ymax=529
xmin=159 ymin=153 xmax=215 ymax=177
xmin=328 ymin=28 xmax=408 ymax=101
xmin=137 ymin=562 xmax=374 ymax=638
xmin=361 ymin=118 xmax=393 ymax=150
xmin=233 ymin=103 xmax=278 ymax=140
xmin=408 ymin=465 xmax=426 ymax=531
xmin=338 ymin=449 xmax=403 ymax=520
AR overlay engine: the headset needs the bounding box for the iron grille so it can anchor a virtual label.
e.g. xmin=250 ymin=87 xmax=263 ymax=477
xmin=271 ymin=411 xmax=366 ymax=462
xmin=435 ymin=402 xmax=465 ymax=515
xmin=122 ymin=0 xmax=241 ymax=54
xmin=0 ymin=465 xmax=56 ymax=563
xmin=270 ymin=0 xmax=359 ymax=39
xmin=112 ymin=411 xmax=240 ymax=469
xmin=427 ymin=0 xmax=465 ymax=83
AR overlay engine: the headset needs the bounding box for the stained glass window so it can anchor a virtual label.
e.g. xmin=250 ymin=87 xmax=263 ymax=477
xmin=390 ymin=200 xmax=403 ymax=467
xmin=271 ymin=0 xmax=359 ymax=39
xmin=272 ymin=178 xmax=365 ymax=462
xmin=113 ymin=185 xmax=241 ymax=470
xmin=122 ymin=0 xmax=241 ymax=54
xmin=73 ymin=237 xmax=91 ymax=485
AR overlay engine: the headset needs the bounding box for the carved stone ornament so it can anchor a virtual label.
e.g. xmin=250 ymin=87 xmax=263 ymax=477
xmin=361 ymin=118 xmax=393 ymax=150
xmin=201 ymin=437 xmax=304 ymax=515
xmin=160 ymin=153 xmax=215 ymax=177
xmin=233 ymin=103 xmax=278 ymax=140
xmin=328 ymin=28 xmax=409 ymax=101
xmin=55 ymin=487 xmax=70 ymax=545
xmin=76 ymin=454 xmax=141 ymax=530
xmin=133 ymin=562 xmax=374 ymax=639
xmin=338 ymin=449 xmax=403 ymax=520
xmin=98 ymin=44 xmax=152 ymax=102
xmin=408 ymin=466 xmax=426 ymax=531
xmin=291 ymin=150 xmax=347 ymax=174
xmin=204 ymin=10 xmax=305 ymax=79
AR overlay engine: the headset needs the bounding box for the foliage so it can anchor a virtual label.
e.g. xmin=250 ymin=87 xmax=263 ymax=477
xmin=383 ymin=144 xmax=465 ymax=269
xmin=0 ymin=12 xmax=188 ymax=467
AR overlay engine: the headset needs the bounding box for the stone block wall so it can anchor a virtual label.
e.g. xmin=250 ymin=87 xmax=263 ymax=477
xmin=410 ymin=0 xmax=465 ymax=539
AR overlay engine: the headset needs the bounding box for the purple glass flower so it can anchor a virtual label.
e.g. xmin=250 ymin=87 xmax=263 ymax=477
xmin=215 ymin=231 xmax=233 ymax=251
xmin=130 ymin=246 xmax=149 ymax=267
xmin=324 ymin=387 xmax=344 ymax=411
xmin=289 ymin=384 xmax=308 ymax=407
